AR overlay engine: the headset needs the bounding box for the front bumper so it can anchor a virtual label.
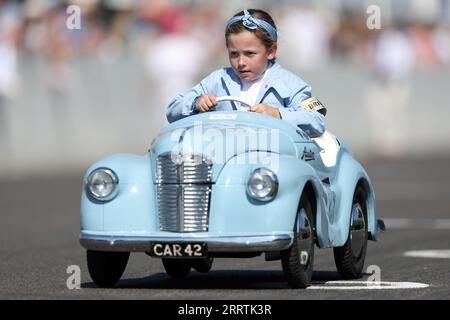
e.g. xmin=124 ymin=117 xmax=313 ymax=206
xmin=79 ymin=232 xmax=293 ymax=253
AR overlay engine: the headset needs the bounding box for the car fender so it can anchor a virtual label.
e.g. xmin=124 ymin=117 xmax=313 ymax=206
xmin=80 ymin=153 xmax=158 ymax=233
xmin=330 ymin=152 xmax=377 ymax=246
xmin=210 ymin=152 xmax=328 ymax=240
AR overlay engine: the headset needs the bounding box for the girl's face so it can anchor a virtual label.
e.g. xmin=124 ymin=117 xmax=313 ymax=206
xmin=227 ymin=30 xmax=276 ymax=82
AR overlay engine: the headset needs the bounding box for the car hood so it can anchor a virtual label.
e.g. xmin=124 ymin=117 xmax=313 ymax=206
xmin=150 ymin=112 xmax=310 ymax=182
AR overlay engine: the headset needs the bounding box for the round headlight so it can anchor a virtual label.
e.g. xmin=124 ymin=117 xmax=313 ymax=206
xmin=247 ymin=168 xmax=278 ymax=202
xmin=86 ymin=168 xmax=119 ymax=201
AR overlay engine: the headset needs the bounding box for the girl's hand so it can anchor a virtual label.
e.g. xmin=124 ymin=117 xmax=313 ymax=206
xmin=250 ymin=104 xmax=281 ymax=119
xmin=195 ymin=93 xmax=218 ymax=112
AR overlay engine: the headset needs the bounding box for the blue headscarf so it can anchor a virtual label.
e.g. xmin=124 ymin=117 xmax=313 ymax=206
xmin=226 ymin=9 xmax=277 ymax=41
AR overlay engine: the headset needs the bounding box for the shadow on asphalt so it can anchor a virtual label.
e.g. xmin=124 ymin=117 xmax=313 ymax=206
xmin=81 ymin=270 xmax=346 ymax=290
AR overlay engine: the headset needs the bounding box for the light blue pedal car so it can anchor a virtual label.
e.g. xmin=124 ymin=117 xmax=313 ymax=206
xmin=80 ymin=96 xmax=384 ymax=288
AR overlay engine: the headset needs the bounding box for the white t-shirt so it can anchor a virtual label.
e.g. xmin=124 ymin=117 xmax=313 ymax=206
xmin=239 ymin=71 xmax=267 ymax=109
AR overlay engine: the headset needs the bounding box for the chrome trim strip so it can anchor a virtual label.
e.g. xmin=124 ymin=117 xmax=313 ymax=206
xmin=79 ymin=233 xmax=292 ymax=253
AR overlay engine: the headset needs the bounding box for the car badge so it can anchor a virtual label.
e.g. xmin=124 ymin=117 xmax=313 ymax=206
xmin=209 ymin=114 xmax=238 ymax=120
xmin=302 ymin=147 xmax=315 ymax=161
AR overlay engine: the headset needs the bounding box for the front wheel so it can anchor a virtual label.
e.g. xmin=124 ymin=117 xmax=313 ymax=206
xmin=87 ymin=250 xmax=129 ymax=288
xmin=333 ymin=186 xmax=368 ymax=279
xmin=281 ymin=194 xmax=315 ymax=288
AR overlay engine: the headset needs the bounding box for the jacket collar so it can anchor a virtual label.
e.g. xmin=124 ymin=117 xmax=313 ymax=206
xmin=222 ymin=61 xmax=285 ymax=103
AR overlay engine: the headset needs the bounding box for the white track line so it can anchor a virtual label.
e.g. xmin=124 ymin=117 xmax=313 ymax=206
xmin=383 ymin=218 xmax=450 ymax=229
xmin=404 ymin=250 xmax=450 ymax=259
xmin=307 ymin=281 xmax=429 ymax=290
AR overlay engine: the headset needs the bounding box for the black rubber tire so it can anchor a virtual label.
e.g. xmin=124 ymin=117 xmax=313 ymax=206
xmin=333 ymin=186 xmax=368 ymax=279
xmin=190 ymin=257 xmax=214 ymax=273
xmin=281 ymin=194 xmax=315 ymax=288
xmin=87 ymin=250 xmax=129 ymax=288
xmin=162 ymin=258 xmax=191 ymax=278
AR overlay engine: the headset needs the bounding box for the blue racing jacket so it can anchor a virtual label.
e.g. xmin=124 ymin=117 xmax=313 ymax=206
xmin=166 ymin=61 xmax=325 ymax=137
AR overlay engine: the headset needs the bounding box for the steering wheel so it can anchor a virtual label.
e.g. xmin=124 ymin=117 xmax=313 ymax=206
xmin=215 ymin=96 xmax=252 ymax=111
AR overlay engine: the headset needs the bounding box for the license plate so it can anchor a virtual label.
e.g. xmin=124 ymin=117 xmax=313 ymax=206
xmin=149 ymin=242 xmax=207 ymax=258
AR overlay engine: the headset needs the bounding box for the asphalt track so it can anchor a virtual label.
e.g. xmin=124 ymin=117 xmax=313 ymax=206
xmin=1 ymin=157 xmax=449 ymax=300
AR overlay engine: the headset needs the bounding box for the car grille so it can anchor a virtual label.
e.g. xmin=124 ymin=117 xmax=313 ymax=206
xmin=156 ymin=153 xmax=212 ymax=232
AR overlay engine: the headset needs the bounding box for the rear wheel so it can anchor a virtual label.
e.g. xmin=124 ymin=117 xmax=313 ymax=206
xmin=191 ymin=257 xmax=214 ymax=273
xmin=162 ymin=258 xmax=191 ymax=278
xmin=87 ymin=250 xmax=129 ymax=288
xmin=333 ymin=186 xmax=368 ymax=279
xmin=281 ymin=194 xmax=315 ymax=288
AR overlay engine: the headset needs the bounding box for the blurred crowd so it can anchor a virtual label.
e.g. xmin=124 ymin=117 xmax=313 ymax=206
xmin=1 ymin=0 xmax=450 ymax=100
xmin=1 ymin=0 xmax=450 ymax=164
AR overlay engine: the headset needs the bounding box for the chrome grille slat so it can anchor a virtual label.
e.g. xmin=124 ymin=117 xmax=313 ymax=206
xmin=156 ymin=153 xmax=212 ymax=232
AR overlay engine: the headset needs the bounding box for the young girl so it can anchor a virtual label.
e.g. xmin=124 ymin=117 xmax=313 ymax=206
xmin=166 ymin=9 xmax=326 ymax=138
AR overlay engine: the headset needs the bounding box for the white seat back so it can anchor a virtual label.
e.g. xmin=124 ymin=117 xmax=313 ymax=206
xmin=313 ymin=131 xmax=340 ymax=167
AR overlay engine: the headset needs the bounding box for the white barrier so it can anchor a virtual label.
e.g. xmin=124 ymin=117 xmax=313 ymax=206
xmin=1 ymin=57 xmax=449 ymax=178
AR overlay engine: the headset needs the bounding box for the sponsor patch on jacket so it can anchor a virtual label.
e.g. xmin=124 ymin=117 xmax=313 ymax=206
xmin=300 ymin=97 xmax=327 ymax=116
